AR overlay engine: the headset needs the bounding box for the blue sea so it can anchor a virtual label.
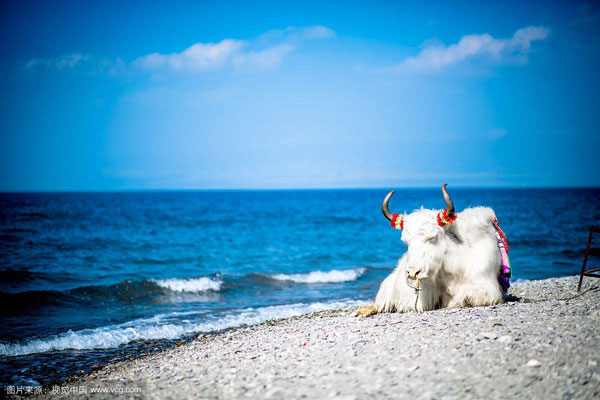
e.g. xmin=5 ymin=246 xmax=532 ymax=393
xmin=1 ymin=188 xmax=599 ymax=387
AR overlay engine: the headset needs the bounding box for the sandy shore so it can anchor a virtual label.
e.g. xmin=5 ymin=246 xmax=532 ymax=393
xmin=34 ymin=276 xmax=600 ymax=399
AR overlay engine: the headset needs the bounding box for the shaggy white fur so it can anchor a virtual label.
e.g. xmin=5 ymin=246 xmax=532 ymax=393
xmin=359 ymin=206 xmax=504 ymax=315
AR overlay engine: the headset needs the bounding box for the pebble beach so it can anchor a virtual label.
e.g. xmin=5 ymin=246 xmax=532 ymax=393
xmin=32 ymin=276 xmax=600 ymax=399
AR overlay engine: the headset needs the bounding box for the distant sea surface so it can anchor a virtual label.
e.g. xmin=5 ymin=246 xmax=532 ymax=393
xmin=1 ymin=188 xmax=599 ymax=386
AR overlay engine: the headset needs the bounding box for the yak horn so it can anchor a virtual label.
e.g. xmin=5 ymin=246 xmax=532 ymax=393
xmin=382 ymin=190 xmax=395 ymax=221
xmin=441 ymin=183 xmax=455 ymax=219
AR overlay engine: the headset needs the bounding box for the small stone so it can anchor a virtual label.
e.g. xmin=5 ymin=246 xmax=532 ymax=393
xmin=419 ymin=391 xmax=436 ymax=400
xmin=265 ymin=388 xmax=284 ymax=399
xmin=498 ymin=335 xmax=513 ymax=343
xmin=479 ymin=332 xmax=498 ymax=340
xmin=527 ymin=359 xmax=541 ymax=368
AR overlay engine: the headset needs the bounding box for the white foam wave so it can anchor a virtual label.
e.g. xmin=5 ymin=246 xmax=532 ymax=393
xmin=270 ymin=268 xmax=366 ymax=283
xmin=152 ymin=277 xmax=222 ymax=292
xmin=0 ymin=299 xmax=365 ymax=356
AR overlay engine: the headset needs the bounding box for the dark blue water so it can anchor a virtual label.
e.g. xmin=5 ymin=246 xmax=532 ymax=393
xmin=1 ymin=188 xmax=599 ymax=386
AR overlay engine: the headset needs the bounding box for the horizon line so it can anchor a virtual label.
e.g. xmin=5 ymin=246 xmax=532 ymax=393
xmin=2 ymin=184 xmax=599 ymax=194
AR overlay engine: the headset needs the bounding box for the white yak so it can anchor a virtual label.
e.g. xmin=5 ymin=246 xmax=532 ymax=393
xmin=356 ymin=184 xmax=510 ymax=317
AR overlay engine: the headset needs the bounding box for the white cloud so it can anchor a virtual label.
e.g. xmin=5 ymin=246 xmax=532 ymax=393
xmin=254 ymin=25 xmax=335 ymax=45
xmin=394 ymin=26 xmax=550 ymax=72
xmin=510 ymin=26 xmax=550 ymax=52
xmin=134 ymin=39 xmax=246 ymax=71
xmin=25 ymin=25 xmax=335 ymax=75
xmin=233 ymin=43 xmax=296 ymax=69
xmin=133 ymin=25 xmax=334 ymax=73
xmin=25 ymin=53 xmax=126 ymax=76
xmin=26 ymin=53 xmax=90 ymax=70
xmin=301 ymin=25 xmax=335 ymax=39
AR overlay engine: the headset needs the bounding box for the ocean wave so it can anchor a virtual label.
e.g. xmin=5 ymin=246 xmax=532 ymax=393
xmin=0 ymin=299 xmax=365 ymax=356
xmin=1 ymin=267 xmax=367 ymax=312
xmin=152 ymin=277 xmax=223 ymax=293
xmin=1 ymin=276 xmax=223 ymax=313
xmin=270 ymin=268 xmax=366 ymax=284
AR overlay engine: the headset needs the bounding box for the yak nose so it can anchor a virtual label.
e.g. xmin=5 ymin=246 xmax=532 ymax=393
xmin=406 ymin=268 xmax=422 ymax=280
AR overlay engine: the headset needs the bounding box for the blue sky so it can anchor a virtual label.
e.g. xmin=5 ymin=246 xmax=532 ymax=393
xmin=1 ymin=0 xmax=599 ymax=190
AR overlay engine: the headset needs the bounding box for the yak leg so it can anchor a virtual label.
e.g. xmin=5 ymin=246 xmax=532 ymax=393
xmin=447 ymin=280 xmax=503 ymax=308
xmin=355 ymin=305 xmax=378 ymax=317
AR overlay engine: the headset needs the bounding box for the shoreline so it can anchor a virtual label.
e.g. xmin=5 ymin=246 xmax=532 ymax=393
xmin=29 ymin=276 xmax=600 ymax=399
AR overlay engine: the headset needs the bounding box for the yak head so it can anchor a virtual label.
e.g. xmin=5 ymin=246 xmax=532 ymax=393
xmin=382 ymin=184 xmax=457 ymax=282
